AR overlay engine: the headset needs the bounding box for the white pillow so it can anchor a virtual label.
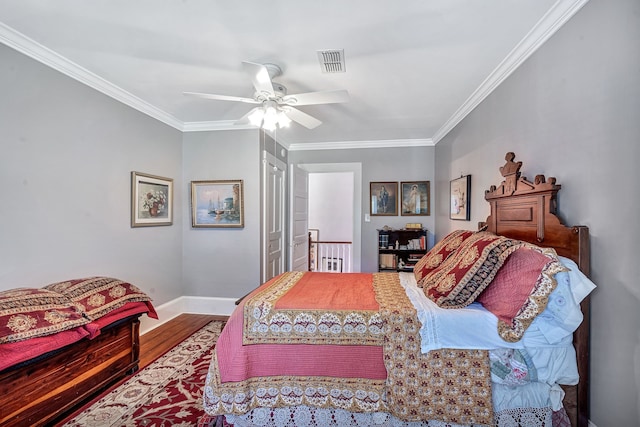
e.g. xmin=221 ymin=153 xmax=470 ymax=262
xmin=530 ymin=256 xmax=596 ymax=344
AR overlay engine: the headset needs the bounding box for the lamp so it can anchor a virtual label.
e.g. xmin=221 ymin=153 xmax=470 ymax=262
xmin=248 ymin=100 xmax=291 ymax=131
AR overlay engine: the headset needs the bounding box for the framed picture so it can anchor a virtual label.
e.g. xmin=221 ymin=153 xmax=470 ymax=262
xmin=450 ymin=175 xmax=471 ymax=220
xmin=322 ymin=256 xmax=343 ymax=272
xmin=401 ymin=181 xmax=430 ymax=216
xmin=370 ymin=182 xmax=398 ymax=216
xmin=309 ymin=229 xmax=319 ymax=271
xmin=131 ymin=171 xmax=173 ymax=227
xmin=191 ymin=180 xmax=244 ymax=228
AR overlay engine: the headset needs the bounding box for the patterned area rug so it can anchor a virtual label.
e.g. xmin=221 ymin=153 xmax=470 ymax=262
xmin=62 ymin=320 xmax=225 ymax=427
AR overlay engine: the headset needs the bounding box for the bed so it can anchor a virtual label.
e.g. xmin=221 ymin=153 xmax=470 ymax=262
xmin=0 ymin=276 xmax=157 ymax=427
xmin=202 ymin=152 xmax=593 ymax=427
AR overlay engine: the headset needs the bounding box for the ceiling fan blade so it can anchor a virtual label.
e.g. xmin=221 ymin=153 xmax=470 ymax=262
xmin=183 ymin=91 xmax=258 ymax=104
xmin=242 ymin=61 xmax=275 ymax=97
xmin=283 ymin=106 xmax=322 ymax=129
xmin=282 ymin=89 xmax=349 ymax=106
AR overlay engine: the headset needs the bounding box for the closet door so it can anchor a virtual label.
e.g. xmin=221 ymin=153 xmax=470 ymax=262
xmin=262 ymin=149 xmax=286 ymax=283
xmin=289 ymin=164 xmax=309 ymax=271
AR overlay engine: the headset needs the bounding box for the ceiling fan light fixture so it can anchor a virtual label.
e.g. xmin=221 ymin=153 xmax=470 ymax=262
xmin=187 ymin=61 xmax=343 ymax=130
xmin=262 ymin=101 xmax=280 ymax=131
xmin=248 ymin=108 xmax=265 ymax=127
xmin=277 ymin=111 xmax=292 ymax=128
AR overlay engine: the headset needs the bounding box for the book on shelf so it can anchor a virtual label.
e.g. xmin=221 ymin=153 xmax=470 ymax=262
xmin=379 ymin=253 xmax=397 ymax=269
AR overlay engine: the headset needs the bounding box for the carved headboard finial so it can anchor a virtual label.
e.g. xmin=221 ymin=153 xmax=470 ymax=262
xmin=499 ymin=152 xmax=522 ymax=177
xmin=499 ymin=152 xmax=523 ymax=195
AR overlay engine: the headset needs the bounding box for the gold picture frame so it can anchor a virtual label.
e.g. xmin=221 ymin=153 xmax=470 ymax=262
xmin=400 ymin=181 xmax=430 ymax=216
xmin=370 ymin=182 xmax=398 ymax=216
xmin=190 ymin=180 xmax=244 ymax=228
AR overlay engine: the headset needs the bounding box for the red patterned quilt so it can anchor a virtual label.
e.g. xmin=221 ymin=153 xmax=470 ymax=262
xmin=204 ymin=272 xmax=493 ymax=426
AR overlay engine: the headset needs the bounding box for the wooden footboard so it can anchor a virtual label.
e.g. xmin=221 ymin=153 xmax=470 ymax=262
xmin=0 ymin=315 xmax=141 ymax=427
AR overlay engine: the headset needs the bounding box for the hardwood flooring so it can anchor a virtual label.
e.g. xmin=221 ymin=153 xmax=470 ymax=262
xmin=139 ymin=313 xmax=228 ymax=369
xmin=52 ymin=313 xmax=227 ymax=426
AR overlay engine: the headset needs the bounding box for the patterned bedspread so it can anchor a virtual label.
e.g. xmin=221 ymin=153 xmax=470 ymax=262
xmin=244 ymin=271 xmax=383 ymax=346
xmin=204 ymin=272 xmax=493 ymax=426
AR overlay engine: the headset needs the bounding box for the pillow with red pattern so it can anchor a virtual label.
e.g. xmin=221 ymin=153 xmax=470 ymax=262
xmin=45 ymin=277 xmax=156 ymax=321
xmin=414 ymin=230 xmax=474 ymax=286
xmin=0 ymin=288 xmax=88 ymax=344
xmin=421 ymin=232 xmax=524 ymax=308
xmin=477 ymin=244 xmax=568 ymax=342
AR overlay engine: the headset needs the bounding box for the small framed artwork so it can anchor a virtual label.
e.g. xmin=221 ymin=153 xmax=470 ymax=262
xmin=401 ymin=181 xmax=430 ymax=216
xmin=308 ymin=229 xmax=319 ymax=271
xmin=322 ymin=257 xmax=343 ymax=273
xmin=450 ymin=175 xmax=471 ymax=220
xmin=370 ymin=182 xmax=398 ymax=216
xmin=191 ymin=180 xmax=244 ymax=228
xmin=131 ymin=171 xmax=173 ymax=227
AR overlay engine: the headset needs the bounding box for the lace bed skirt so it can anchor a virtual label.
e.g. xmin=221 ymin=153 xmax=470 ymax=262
xmin=206 ymin=405 xmax=555 ymax=427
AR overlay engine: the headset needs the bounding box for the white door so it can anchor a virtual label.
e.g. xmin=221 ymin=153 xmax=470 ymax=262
xmin=262 ymin=150 xmax=286 ymax=283
xmin=289 ymin=164 xmax=309 ymax=271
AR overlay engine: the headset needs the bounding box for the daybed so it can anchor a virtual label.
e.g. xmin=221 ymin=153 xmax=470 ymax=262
xmin=202 ymin=152 xmax=594 ymax=427
xmin=0 ymin=276 xmax=157 ymax=427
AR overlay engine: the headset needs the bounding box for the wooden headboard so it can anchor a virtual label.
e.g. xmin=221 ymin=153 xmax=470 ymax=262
xmin=482 ymin=152 xmax=590 ymax=427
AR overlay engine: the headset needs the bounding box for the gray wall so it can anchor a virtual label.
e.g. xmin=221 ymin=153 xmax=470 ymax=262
xmin=289 ymin=146 xmax=435 ymax=272
xmin=181 ymin=130 xmax=262 ymax=298
xmin=434 ymin=0 xmax=640 ymax=425
xmin=0 ymin=44 xmax=184 ymax=305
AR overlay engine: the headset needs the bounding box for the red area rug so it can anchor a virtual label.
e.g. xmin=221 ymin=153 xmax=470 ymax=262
xmin=62 ymin=320 xmax=225 ymax=427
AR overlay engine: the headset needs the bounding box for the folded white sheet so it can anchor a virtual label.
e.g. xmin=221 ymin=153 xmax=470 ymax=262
xmin=399 ymin=256 xmax=596 ymax=353
xmin=399 ymin=272 xmax=570 ymax=352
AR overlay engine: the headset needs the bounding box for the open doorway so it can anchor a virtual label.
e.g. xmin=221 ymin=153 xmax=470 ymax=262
xmin=301 ymin=163 xmax=362 ymax=272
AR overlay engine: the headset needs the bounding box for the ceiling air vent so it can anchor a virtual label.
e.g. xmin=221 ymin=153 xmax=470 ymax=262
xmin=317 ymin=49 xmax=345 ymax=73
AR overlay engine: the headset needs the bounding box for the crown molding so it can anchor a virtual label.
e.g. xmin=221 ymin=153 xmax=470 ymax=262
xmin=431 ymin=0 xmax=590 ymax=144
xmin=182 ymin=120 xmax=256 ymax=132
xmin=287 ymin=138 xmax=434 ymax=151
xmin=0 ymin=22 xmax=184 ymax=131
xmin=1 ymin=0 xmax=589 ymax=144
xmin=182 ymin=122 xmax=432 ymax=150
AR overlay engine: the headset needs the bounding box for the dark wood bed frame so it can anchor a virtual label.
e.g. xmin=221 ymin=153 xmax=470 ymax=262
xmin=0 ymin=314 xmax=142 ymax=427
xmin=482 ymin=152 xmax=590 ymax=427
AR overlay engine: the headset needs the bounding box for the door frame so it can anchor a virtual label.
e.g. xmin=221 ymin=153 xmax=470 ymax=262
xmin=296 ymin=162 xmax=362 ymax=272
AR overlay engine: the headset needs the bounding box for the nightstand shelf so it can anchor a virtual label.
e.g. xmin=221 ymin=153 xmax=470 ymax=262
xmin=377 ymin=228 xmax=427 ymax=272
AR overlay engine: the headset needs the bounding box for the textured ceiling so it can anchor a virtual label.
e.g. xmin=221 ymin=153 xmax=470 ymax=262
xmin=0 ymin=1 xmax=588 ymax=148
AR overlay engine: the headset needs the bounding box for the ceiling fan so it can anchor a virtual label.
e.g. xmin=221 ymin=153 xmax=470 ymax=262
xmin=184 ymin=61 xmax=349 ymax=130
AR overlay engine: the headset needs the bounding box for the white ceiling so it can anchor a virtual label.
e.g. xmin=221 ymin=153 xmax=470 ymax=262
xmin=0 ymin=1 xmax=588 ymax=149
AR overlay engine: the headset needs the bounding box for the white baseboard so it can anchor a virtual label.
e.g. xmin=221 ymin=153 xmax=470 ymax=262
xmin=588 ymin=421 xmax=597 ymax=427
xmin=139 ymin=295 xmax=237 ymax=335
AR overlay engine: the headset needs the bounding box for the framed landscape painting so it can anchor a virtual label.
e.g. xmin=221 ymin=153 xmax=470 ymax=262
xmin=131 ymin=171 xmax=173 ymax=227
xmin=191 ymin=180 xmax=244 ymax=228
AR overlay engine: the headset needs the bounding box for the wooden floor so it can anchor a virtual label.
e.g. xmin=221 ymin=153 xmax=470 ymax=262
xmin=139 ymin=313 xmax=229 ymax=369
